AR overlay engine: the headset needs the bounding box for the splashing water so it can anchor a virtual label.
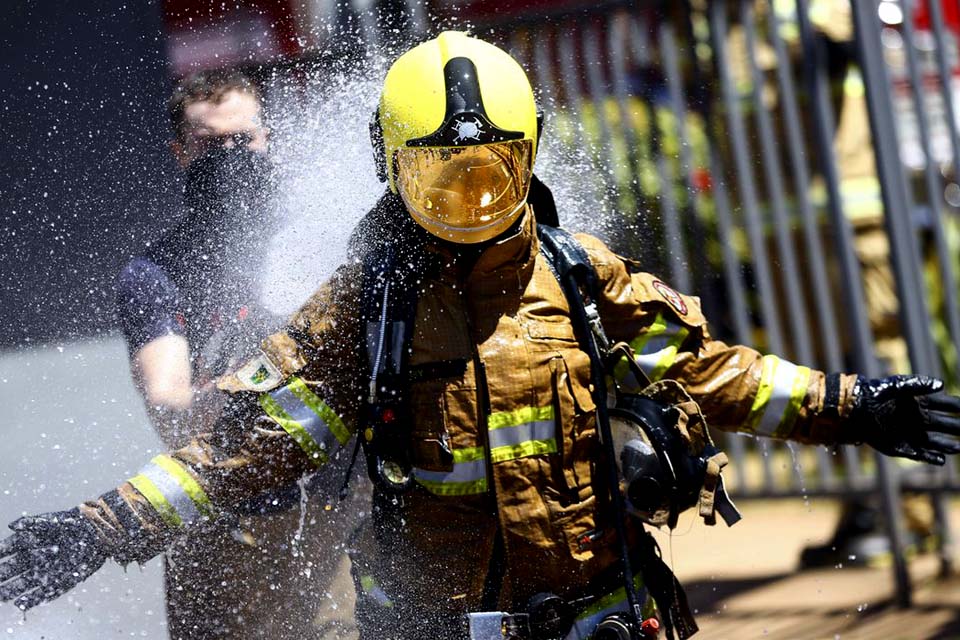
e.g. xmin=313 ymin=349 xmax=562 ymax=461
xmin=259 ymin=63 xmax=387 ymax=316
xmin=254 ymin=54 xmax=616 ymax=317
xmin=785 ymin=442 xmax=811 ymax=510
xmin=292 ymin=474 xmax=312 ymax=558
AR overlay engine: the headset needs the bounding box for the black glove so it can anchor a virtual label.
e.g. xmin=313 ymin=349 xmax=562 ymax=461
xmin=849 ymin=375 xmax=960 ymax=465
xmin=0 ymin=508 xmax=109 ymax=610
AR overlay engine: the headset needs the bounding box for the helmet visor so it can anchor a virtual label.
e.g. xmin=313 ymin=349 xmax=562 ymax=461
xmin=395 ymin=139 xmax=534 ymax=243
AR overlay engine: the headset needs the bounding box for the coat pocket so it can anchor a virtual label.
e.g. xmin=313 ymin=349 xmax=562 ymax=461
xmin=408 ymin=380 xmax=453 ymax=472
xmin=545 ymin=490 xmax=606 ymax=562
xmin=551 ymin=350 xmax=598 ymax=492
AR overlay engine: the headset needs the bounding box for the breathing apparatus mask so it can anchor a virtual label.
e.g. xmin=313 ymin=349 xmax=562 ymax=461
xmin=606 ymin=344 xmax=742 ymax=531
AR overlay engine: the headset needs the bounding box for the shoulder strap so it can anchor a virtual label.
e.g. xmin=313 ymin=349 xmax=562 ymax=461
xmin=537 ymin=224 xmax=612 ymax=355
xmin=538 ymin=224 xmax=653 ymax=626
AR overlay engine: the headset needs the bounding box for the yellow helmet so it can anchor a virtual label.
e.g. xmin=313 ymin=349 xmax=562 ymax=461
xmin=371 ymin=31 xmax=539 ymax=244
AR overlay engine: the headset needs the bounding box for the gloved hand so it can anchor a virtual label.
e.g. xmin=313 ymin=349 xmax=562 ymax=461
xmin=850 ymin=375 xmax=960 ymax=465
xmin=0 ymin=508 xmax=109 ymax=610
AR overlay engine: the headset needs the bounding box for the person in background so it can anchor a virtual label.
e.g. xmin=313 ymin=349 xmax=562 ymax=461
xmin=114 ymin=70 xmax=356 ymax=639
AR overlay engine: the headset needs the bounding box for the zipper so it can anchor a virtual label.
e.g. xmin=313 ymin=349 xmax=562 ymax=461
xmin=462 ymin=303 xmax=495 ymax=500
xmin=462 ymin=291 xmax=507 ymax=609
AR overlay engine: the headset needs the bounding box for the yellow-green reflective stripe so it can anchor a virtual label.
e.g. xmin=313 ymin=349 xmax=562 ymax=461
xmin=287 ymin=377 xmax=351 ymax=445
xmin=453 ymin=446 xmax=485 ymax=463
xmin=648 ymin=328 xmax=689 ymax=381
xmin=151 ymin=455 xmax=214 ymax=518
xmin=490 ymin=439 xmax=557 ymax=463
xmin=746 ymin=355 xmax=779 ymax=432
xmin=414 ymin=477 xmax=488 ymax=496
xmin=774 ymin=366 xmax=812 ymax=438
xmin=487 ymin=405 xmax=557 ymax=462
xmin=488 ymin=405 xmax=554 ymax=430
xmin=259 ymin=393 xmax=328 ymax=466
xmin=128 ymin=474 xmax=182 ymax=528
xmin=269 ymin=381 xmax=346 ymax=455
xmin=616 ymin=314 xmax=666 ymax=382
xmin=627 ymin=314 xmax=668 ymax=354
xmin=746 ymin=356 xmax=812 ymax=437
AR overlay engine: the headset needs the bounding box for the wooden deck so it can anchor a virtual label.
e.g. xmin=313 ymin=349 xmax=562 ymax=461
xmin=649 ymin=498 xmax=960 ymax=639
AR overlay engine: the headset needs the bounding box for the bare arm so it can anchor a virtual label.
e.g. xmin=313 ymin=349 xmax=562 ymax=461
xmin=130 ymin=334 xmax=196 ymax=448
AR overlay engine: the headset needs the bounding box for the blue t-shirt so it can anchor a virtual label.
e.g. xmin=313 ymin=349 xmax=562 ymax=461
xmin=115 ymin=257 xmax=185 ymax=354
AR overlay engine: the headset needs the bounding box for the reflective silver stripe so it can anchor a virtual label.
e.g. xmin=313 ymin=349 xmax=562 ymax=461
xmin=637 ymin=333 xmax=671 ymax=355
xmin=137 ymin=460 xmax=201 ymax=526
xmin=753 ymin=358 xmax=809 ymax=437
xmin=413 ymin=448 xmax=488 ymax=495
xmin=413 ymin=458 xmax=487 ymax=484
xmin=626 ymin=320 xmax=689 ymax=383
xmin=269 ymin=384 xmax=341 ymax=453
xmin=487 ymin=420 xmax=556 ymax=450
xmin=633 ymin=350 xmax=665 ymax=375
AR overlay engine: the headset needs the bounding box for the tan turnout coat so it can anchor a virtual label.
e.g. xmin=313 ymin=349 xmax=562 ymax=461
xmin=83 ymin=208 xmax=858 ymax=625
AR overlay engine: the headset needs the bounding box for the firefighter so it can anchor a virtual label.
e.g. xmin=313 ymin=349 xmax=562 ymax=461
xmin=114 ymin=70 xmax=356 ymax=639
xmin=2 ymin=32 xmax=960 ymax=640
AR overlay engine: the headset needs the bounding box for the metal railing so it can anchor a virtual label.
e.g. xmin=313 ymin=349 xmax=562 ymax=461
xmin=253 ymin=0 xmax=960 ymax=606
xmin=462 ymin=0 xmax=960 ymax=605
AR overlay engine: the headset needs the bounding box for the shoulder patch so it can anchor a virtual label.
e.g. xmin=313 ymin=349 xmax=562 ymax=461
xmin=651 ymin=279 xmax=688 ymax=316
xmin=221 ymin=351 xmax=284 ymax=393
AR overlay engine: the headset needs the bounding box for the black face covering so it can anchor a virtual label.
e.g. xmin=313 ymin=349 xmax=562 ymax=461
xmin=148 ymin=145 xmax=276 ymax=346
xmin=181 ymin=144 xmax=275 ymax=248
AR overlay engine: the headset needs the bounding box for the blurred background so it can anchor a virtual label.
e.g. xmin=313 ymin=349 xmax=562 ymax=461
xmin=4 ymin=0 xmax=960 ymax=637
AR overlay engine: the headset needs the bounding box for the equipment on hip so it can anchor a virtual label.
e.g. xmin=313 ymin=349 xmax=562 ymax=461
xmin=466 ymin=591 xmax=662 ymax=640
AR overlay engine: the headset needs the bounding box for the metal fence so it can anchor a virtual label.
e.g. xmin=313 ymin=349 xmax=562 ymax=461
xmin=252 ymin=0 xmax=960 ymax=605
xmin=467 ymin=0 xmax=960 ymax=605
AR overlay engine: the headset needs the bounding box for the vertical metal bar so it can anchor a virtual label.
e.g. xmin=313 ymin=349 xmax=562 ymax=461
xmin=897 ymin=0 xmax=958 ymax=581
xmin=901 ymin=0 xmax=960 ymax=377
xmin=658 ymin=12 xmax=719 ymax=317
xmin=710 ymin=0 xmax=791 ymax=492
xmin=852 ymin=2 xmax=939 ymax=380
xmin=742 ymin=0 xmax=833 ymax=490
xmin=605 ymin=11 xmax=655 ymax=265
xmin=932 ymin=488 xmax=955 ymax=575
xmin=928 ymin=0 xmax=960 ymax=179
xmin=849 ymin=0 xmax=938 ymax=608
xmin=679 ymin=0 xmax=754 ymax=491
xmin=708 ymin=0 xmax=788 ymax=356
xmin=614 ymin=13 xmax=687 ymax=287
xmin=766 ymin=0 xmax=859 ymax=488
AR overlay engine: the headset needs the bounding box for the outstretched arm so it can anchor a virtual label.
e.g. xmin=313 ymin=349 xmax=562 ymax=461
xmin=579 ymin=234 xmax=960 ymax=461
xmin=0 ymin=265 xmax=365 ymax=611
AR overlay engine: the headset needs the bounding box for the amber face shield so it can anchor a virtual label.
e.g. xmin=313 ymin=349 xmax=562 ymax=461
xmin=395 ymin=138 xmax=534 ymax=244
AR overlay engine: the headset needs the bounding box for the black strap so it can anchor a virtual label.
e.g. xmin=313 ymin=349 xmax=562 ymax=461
xmin=338 ymin=436 xmax=364 ymax=502
xmin=538 ymin=224 xmax=698 ymax=640
xmin=823 ymin=372 xmax=843 ymax=418
xmin=539 ymin=225 xmax=648 ymax=627
xmin=480 ymin=528 xmax=507 ymax=611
